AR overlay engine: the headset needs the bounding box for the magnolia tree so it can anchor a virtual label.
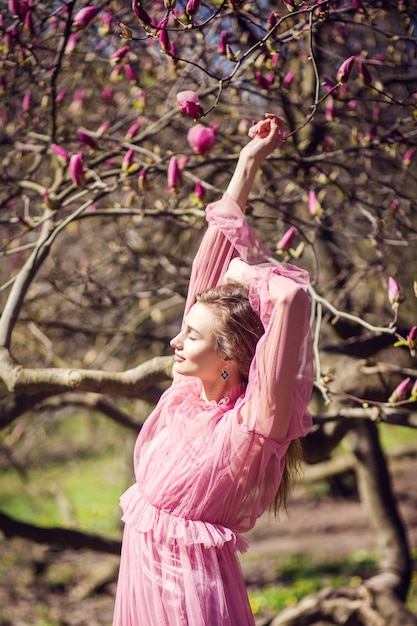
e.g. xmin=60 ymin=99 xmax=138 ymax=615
xmin=1 ymin=0 xmax=417 ymax=623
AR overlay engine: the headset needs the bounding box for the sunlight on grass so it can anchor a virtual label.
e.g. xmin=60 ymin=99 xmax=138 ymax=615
xmin=0 ymin=410 xmax=134 ymax=536
xmin=248 ymin=549 xmax=417 ymax=618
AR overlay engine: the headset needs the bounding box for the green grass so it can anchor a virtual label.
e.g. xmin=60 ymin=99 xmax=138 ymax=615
xmin=248 ymin=550 xmax=417 ymax=618
xmin=0 ymin=410 xmax=132 ymax=536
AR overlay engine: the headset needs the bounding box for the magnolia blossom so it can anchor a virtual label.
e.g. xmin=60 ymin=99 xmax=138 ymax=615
xmin=122 ymin=148 xmax=135 ymax=173
xmin=73 ymin=6 xmax=99 ymax=28
xmin=407 ymin=326 xmax=417 ymax=356
xmin=388 ymin=377 xmax=410 ymax=403
xmin=125 ymin=118 xmax=143 ymax=140
xmin=69 ymin=153 xmax=86 ymax=187
xmin=277 ymin=226 xmax=296 ymax=251
xmin=218 ymin=30 xmax=228 ymax=55
xmin=96 ymin=120 xmax=110 ymax=136
xmin=24 ymin=9 xmax=34 ymax=36
xmin=110 ymin=46 xmax=130 ymax=65
xmin=138 ymin=168 xmax=149 ymax=191
xmin=256 ymin=71 xmax=274 ymax=90
xmin=267 ymin=11 xmax=279 ymax=30
xmin=336 ymin=55 xmax=356 ymax=84
xmin=157 ymin=18 xmax=170 ymax=54
xmin=308 ymin=190 xmax=323 ymax=217
xmin=124 ymin=65 xmax=138 ymax=82
xmin=51 ymin=143 xmax=68 ymax=163
xmin=358 ymin=59 xmax=372 ymax=86
xmin=65 ymin=33 xmax=78 ymax=54
xmin=388 ymin=276 xmax=400 ymax=308
xmin=186 ymin=0 xmax=200 ymax=18
xmin=187 ymin=124 xmax=217 ymax=155
xmin=283 ymin=70 xmax=295 ymax=87
xmin=194 ymin=180 xmax=205 ymax=201
xmin=403 ymin=149 xmax=414 ymax=168
xmin=176 ymin=90 xmax=203 ymax=120
xmin=132 ymin=0 xmax=152 ymax=26
xmin=22 ymin=90 xmax=31 ymax=112
xmin=167 ymin=156 xmax=182 ymax=191
xmin=77 ymin=129 xmax=97 ymax=149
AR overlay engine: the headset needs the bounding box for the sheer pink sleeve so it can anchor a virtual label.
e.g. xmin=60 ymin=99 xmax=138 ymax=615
xmin=179 ymin=192 xmax=314 ymax=440
xmin=239 ymin=266 xmax=313 ymax=440
xmin=182 ymin=192 xmax=271 ymax=318
xmin=203 ymin=195 xmax=313 ymax=441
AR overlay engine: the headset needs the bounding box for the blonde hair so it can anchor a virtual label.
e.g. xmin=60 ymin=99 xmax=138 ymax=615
xmin=196 ymin=282 xmax=302 ymax=514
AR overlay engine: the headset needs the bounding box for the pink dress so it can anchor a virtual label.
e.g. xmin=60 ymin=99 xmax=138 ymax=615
xmin=113 ymin=193 xmax=314 ymax=626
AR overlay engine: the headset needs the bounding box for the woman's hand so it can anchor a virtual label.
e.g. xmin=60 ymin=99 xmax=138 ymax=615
xmin=224 ymin=257 xmax=258 ymax=286
xmin=240 ymin=113 xmax=284 ymax=165
xmin=225 ymin=113 xmax=284 ymax=212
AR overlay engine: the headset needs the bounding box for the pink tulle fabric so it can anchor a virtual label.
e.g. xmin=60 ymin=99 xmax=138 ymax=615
xmin=113 ymin=193 xmax=314 ymax=626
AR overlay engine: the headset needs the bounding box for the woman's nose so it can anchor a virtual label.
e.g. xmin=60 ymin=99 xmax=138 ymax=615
xmin=170 ymin=332 xmax=182 ymax=349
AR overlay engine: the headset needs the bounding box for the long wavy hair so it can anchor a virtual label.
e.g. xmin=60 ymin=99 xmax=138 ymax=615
xmin=196 ymin=282 xmax=303 ymax=515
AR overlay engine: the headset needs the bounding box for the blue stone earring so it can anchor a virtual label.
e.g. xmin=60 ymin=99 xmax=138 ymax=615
xmin=221 ymin=370 xmax=229 ymax=380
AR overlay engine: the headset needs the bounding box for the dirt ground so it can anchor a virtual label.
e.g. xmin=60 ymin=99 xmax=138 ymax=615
xmin=0 ymin=456 xmax=416 ymax=626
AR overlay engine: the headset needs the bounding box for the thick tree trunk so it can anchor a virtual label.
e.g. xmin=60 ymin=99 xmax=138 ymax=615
xmin=350 ymin=419 xmax=411 ymax=600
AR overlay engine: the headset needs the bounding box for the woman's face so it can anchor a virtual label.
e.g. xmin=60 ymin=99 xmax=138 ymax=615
xmin=170 ymin=303 xmax=226 ymax=382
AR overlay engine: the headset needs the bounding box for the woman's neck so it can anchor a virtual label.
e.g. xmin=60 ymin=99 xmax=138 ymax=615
xmin=200 ymin=373 xmax=242 ymax=403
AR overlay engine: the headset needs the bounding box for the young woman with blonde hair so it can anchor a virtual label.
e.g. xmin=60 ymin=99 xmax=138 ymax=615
xmin=113 ymin=113 xmax=314 ymax=626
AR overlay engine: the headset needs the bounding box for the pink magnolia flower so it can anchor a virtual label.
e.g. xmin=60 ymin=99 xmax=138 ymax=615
xmin=69 ymin=153 xmax=86 ymax=187
xmin=403 ymin=149 xmax=414 ymax=168
xmin=51 ymin=143 xmax=68 ymax=163
xmin=132 ymin=0 xmax=152 ymax=25
xmin=125 ymin=118 xmax=143 ymax=140
xmin=388 ymin=276 xmax=400 ymax=307
xmin=283 ymin=70 xmax=295 ymax=87
xmin=388 ymin=377 xmax=410 ymax=403
xmin=124 ymin=64 xmax=138 ymax=82
xmin=218 ymin=30 xmax=228 ymax=55
xmin=267 ymin=11 xmax=279 ymax=30
xmin=56 ymin=89 xmax=66 ymax=104
xmin=358 ymin=59 xmax=372 ymax=86
xmin=76 ymin=129 xmax=97 ymax=149
xmin=110 ymin=45 xmax=130 ymax=65
xmin=177 ymin=90 xmax=203 ymax=120
xmin=157 ymin=17 xmax=170 ymax=54
xmin=194 ymin=180 xmax=205 ymax=201
xmin=325 ymin=99 xmax=335 ymax=121
xmin=73 ymin=6 xmax=99 ymax=29
xmin=122 ymin=147 xmax=135 ymax=173
xmin=96 ymin=120 xmax=110 ymax=136
xmin=22 ymin=89 xmax=31 ymax=112
xmin=167 ymin=156 xmax=182 ymax=191
xmin=308 ymin=190 xmax=323 ymax=217
xmin=65 ymin=33 xmax=78 ymax=54
xmin=407 ymin=326 xmax=417 ymax=356
xmin=278 ymin=226 xmax=296 ymax=251
xmin=186 ymin=0 xmax=200 ymax=18
xmin=138 ymin=168 xmax=149 ymax=191
xmin=24 ymin=9 xmax=34 ymax=36
xmin=336 ymin=55 xmax=356 ymax=84
xmin=9 ymin=0 xmax=23 ymax=19
xmin=178 ymin=156 xmax=189 ymax=169
xmin=187 ymin=123 xmax=217 ymax=155
xmin=256 ymin=71 xmax=274 ymax=90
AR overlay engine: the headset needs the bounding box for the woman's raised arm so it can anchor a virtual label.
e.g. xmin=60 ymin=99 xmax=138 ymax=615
xmin=224 ymin=113 xmax=284 ymax=212
xmin=181 ymin=114 xmax=284 ymax=317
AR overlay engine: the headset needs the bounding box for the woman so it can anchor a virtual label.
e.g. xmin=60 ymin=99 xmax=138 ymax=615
xmin=113 ymin=113 xmax=314 ymax=626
